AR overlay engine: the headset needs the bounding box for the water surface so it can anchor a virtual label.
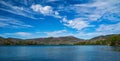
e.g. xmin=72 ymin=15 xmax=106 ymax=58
xmin=0 ymin=45 xmax=120 ymax=61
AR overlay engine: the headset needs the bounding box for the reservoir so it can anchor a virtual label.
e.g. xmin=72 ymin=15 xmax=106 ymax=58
xmin=0 ymin=45 xmax=120 ymax=61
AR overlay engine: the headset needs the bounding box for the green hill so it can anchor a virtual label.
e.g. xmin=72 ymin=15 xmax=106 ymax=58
xmin=75 ymin=34 xmax=120 ymax=46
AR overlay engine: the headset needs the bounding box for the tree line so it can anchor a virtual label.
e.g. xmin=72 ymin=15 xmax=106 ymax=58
xmin=0 ymin=34 xmax=120 ymax=46
xmin=75 ymin=34 xmax=120 ymax=46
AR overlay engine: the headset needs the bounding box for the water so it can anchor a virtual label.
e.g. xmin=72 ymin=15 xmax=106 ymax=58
xmin=0 ymin=45 xmax=120 ymax=61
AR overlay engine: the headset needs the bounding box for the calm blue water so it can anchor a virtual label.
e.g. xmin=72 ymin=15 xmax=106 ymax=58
xmin=0 ymin=45 xmax=120 ymax=61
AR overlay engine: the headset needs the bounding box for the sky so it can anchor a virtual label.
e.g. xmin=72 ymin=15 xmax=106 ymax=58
xmin=0 ymin=0 xmax=120 ymax=39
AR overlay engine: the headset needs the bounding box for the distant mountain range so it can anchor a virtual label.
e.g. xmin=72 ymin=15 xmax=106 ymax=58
xmin=90 ymin=34 xmax=120 ymax=41
xmin=76 ymin=34 xmax=120 ymax=46
xmin=26 ymin=36 xmax=83 ymax=45
xmin=0 ymin=36 xmax=83 ymax=45
xmin=0 ymin=34 xmax=120 ymax=45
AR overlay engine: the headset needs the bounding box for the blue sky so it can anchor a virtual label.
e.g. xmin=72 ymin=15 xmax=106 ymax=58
xmin=0 ymin=0 xmax=120 ymax=39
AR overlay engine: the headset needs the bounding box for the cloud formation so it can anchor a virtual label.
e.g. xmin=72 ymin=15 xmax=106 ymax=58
xmin=31 ymin=4 xmax=53 ymax=15
xmin=44 ymin=30 xmax=73 ymax=37
xmin=0 ymin=0 xmax=120 ymax=39
xmin=74 ymin=22 xmax=120 ymax=39
xmin=15 ymin=32 xmax=32 ymax=36
xmin=97 ymin=23 xmax=120 ymax=33
xmin=62 ymin=17 xmax=93 ymax=30
xmin=0 ymin=17 xmax=33 ymax=28
xmin=61 ymin=0 xmax=120 ymax=22
xmin=0 ymin=1 xmax=39 ymax=19
xmin=31 ymin=4 xmax=61 ymax=18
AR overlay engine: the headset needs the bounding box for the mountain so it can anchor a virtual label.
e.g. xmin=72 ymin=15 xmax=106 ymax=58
xmin=75 ymin=34 xmax=120 ymax=46
xmin=27 ymin=36 xmax=83 ymax=45
xmin=0 ymin=36 xmax=83 ymax=45
xmin=0 ymin=34 xmax=120 ymax=46
xmin=90 ymin=34 xmax=120 ymax=41
xmin=0 ymin=37 xmax=6 ymax=45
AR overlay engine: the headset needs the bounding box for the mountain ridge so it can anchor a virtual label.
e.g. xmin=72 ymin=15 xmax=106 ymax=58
xmin=0 ymin=36 xmax=83 ymax=45
xmin=0 ymin=34 xmax=120 ymax=46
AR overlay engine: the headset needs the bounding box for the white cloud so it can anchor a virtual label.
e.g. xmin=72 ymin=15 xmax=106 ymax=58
xmin=62 ymin=17 xmax=93 ymax=30
xmin=74 ymin=22 xmax=120 ymax=39
xmin=31 ymin=4 xmax=61 ymax=18
xmin=97 ymin=23 xmax=120 ymax=33
xmin=31 ymin=4 xmax=53 ymax=15
xmin=1 ymin=30 xmax=73 ymax=39
xmin=102 ymin=11 xmax=120 ymax=21
xmin=55 ymin=11 xmax=59 ymax=15
xmin=2 ymin=32 xmax=33 ymax=39
xmin=0 ymin=17 xmax=33 ymax=28
xmin=63 ymin=0 xmax=120 ymax=21
xmin=0 ymin=1 xmax=43 ymax=19
xmin=56 ymin=0 xmax=120 ymax=39
xmin=44 ymin=30 xmax=73 ymax=37
xmin=15 ymin=32 xmax=32 ymax=36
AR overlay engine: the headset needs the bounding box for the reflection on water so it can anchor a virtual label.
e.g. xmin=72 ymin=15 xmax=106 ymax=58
xmin=0 ymin=45 xmax=120 ymax=61
xmin=111 ymin=46 xmax=120 ymax=52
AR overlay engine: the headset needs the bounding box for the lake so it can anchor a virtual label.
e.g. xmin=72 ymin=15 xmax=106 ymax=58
xmin=0 ymin=45 xmax=120 ymax=61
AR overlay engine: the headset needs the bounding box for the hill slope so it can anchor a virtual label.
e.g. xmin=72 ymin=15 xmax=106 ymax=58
xmin=0 ymin=36 xmax=82 ymax=45
xmin=0 ymin=34 xmax=120 ymax=46
xmin=75 ymin=34 xmax=120 ymax=46
xmin=90 ymin=34 xmax=119 ymax=41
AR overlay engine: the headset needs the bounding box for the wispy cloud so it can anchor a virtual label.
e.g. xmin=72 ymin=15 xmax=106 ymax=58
xmin=15 ymin=32 xmax=32 ymax=36
xmin=58 ymin=0 xmax=120 ymax=32
xmin=96 ymin=22 xmax=120 ymax=33
xmin=63 ymin=22 xmax=120 ymax=39
xmin=60 ymin=0 xmax=120 ymax=22
xmin=61 ymin=17 xmax=94 ymax=30
xmin=0 ymin=0 xmax=120 ymax=39
xmin=1 ymin=30 xmax=72 ymax=39
xmin=0 ymin=1 xmax=44 ymax=19
xmin=44 ymin=30 xmax=73 ymax=37
xmin=1 ymin=32 xmax=33 ymax=39
xmin=74 ymin=22 xmax=120 ymax=39
xmin=0 ymin=0 xmax=62 ymax=19
xmin=0 ymin=16 xmax=33 ymax=28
